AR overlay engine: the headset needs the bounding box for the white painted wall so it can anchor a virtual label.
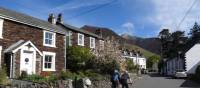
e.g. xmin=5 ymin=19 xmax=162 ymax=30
xmin=122 ymin=55 xmax=147 ymax=69
xmin=166 ymin=57 xmax=185 ymax=75
xmin=138 ymin=57 xmax=146 ymax=69
xmin=0 ymin=46 xmax=2 ymax=68
xmin=185 ymin=44 xmax=200 ymax=74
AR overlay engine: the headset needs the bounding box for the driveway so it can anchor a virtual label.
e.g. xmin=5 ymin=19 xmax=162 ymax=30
xmin=133 ymin=74 xmax=200 ymax=88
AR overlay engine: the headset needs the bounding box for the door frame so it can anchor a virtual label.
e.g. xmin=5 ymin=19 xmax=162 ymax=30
xmin=20 ymin=47 xmax=36 ymax=75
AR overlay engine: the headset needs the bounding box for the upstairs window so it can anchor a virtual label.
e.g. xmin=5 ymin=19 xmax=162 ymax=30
xmin=43 ymin=31 xmax=56 ymax=47
xmin=0 ymin=18 xmax=4 ymax=38
xmin=90 ymin=37 xmax=95 ymax=48
xmin=78 ymin=33 xmax=84 ymax=46
xmin=66 ymin=31 xmax=72 ymax=46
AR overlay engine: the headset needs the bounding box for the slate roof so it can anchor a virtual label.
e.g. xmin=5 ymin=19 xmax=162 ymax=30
xmin=0 ymin=7 xmax=103 ymax=38
xmin=0 ymin=7 xmax=66 ymax=34
xmin=4 ymin=40 xmax=25 ymax=53
xmin=58 ymin=23 xmax=102 ymax=39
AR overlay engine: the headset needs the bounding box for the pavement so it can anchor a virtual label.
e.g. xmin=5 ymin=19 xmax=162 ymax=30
xmin=132 ymin=73 xmax=200 ymax=88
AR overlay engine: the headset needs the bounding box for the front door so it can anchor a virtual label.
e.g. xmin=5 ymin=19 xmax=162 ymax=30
xmin=21 ymin=50 xmax=34 ymax=74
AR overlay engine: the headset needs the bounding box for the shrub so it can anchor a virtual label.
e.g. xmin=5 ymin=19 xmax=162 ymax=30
xmin=19 ymin=71 xmax=28 ymax=79
xmin=21 ymin=74 xmax=47 ymax=83
xmin=66 ymin=46 xmax=95 ymax=72
xmin=147 ymin=55 xmax=160 ymax=69
xmin=195 ymin=65 xmax=200 ymax=82
xmin=97 ymin=59 xmax=120 ymax=74
xmin=20 ymin=72 xmax=58 ymax=83
xmin=126 ymin=59 xmax=137 ymax=73
xmin=83 ymin=70 xmax=104 ymax=81
xmin=0 ymin=66 xmax=8 ymax=85
xmin=60 ymin=70 xmax=104 ymax=81
xmin=60 ymin=70 xmax=81 ymax=80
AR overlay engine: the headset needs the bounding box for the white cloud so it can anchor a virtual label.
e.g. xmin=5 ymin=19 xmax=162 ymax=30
xmin=150 ymin=0 xmax=200 ymax=33
xmin=121 ymin=22 xmax=135 ymax=35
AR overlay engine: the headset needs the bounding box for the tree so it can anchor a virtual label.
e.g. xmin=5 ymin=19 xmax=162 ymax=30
xmin=66 ymin=46 xmax=95 ymax=72
xmin=189 ymin=22 xmax=200 ymax=37
xmin=171 ymin=31 xmax=185 ymax=41
xmin=92 ymin=37 xmax=125 ymax=74
xmin=158 ymin=29 xmax=171 ymax=42
xmin=147 ymin=55 xmax=160 ymax=69
xmin=166 ymin=30 xmax=186 ymax=58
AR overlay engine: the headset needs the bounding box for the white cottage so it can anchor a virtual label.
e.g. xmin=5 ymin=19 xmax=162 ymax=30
xmin=185 ymin=43 xmax=200 ymax=74
xmin=121 ymin=50 xmax=146 ymax=69
xmin=166 ymin=43 xmax=200 ymax=75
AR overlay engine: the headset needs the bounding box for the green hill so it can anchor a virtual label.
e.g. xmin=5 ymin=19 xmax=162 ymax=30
xmin=123 ymin=44 xmax=159 ymax=58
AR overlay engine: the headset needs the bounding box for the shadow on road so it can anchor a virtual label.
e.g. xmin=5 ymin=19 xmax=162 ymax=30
xmin=180 ymin=80 xmax=200 ymax=87
xmin=148 ymin=73 xmax=163 ymax=77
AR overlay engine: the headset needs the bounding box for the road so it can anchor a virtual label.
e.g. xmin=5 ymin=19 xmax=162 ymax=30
xmin=133 ymin=74 xmax=200 ymax=88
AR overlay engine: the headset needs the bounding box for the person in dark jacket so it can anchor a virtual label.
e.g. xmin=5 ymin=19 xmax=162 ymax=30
xmin=120 ymin=71 xmax=130 ymax=88
xmin=111 ymin=70 xmax=120 ymax=88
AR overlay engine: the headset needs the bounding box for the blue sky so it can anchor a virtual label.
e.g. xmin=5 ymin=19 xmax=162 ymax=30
xmin=0 ymin=0 xmax=200 ymax=38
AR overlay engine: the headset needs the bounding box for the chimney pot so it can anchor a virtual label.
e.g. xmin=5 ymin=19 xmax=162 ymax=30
xmin=48 ymin=13 xmax=56 ymax=24
xmin=57 ymin=13 xmax=63 ymax=23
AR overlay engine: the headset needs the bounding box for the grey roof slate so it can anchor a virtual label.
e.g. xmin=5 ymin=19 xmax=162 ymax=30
xmin=0 ymin=7 xmax=66 ymax=34
xmin=59 ymin=23 xmax=102 ymax=39
xmin=4 ymin=40 xmax=25 ymax=53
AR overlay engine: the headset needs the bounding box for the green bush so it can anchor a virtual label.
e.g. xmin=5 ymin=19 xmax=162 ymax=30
xmin=83 ymin=70 xmax=104 ymax=80
xmin=0 ymin=66 xmax=8 ymax=85
xmin=66 ymin=46 xmax=95 ymax=72
xmin=20 ymin=73 xmax=58 ymax=83
xmin=126 ymin=59 xmax=137 ymax=73
xmin=60 ymin=70 xmax=83 ymax=80
xmin=147 ymin=55 xmax=160 ymax=69
xmin=97 ymin=59 xmax=120 ymax=74
xmin=60 ymin=70 xmax=104 ymax=81
xmin=21 ymin=74 xmax=47 ymax=83
xmin=19 ymin=71 xmax=28 ymax=79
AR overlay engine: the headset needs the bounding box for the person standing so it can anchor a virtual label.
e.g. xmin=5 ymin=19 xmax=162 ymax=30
xmin=120 ymin=71 xmax=131 ymax=88
xmin=111 ymin=70 xmax=120 ymax=88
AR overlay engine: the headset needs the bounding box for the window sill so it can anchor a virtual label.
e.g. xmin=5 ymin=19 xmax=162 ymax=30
xmin=90 ymin=47 xmax=95 ymax=49
xmin=42 ymin=69 xmax=56 ymax=71
xmin=43 ymin=44 xmax=56 ymax=48
xmin=78 ymin=44 xmax=84 ymax=46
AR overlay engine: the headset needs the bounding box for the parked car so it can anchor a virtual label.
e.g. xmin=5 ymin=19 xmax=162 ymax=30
xmin=174 ymin=69 xmax=187 ymax=78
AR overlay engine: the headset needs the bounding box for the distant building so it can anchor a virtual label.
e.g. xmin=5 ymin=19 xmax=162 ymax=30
xmin=121 ymin=49 xmax=146 ymax=69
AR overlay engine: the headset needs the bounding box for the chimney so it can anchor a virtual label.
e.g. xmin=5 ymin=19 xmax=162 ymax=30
xmin=48 ymin=13 xmax=56 ymax=24
xmin=57 ymin=13 xmax=63 ymax=23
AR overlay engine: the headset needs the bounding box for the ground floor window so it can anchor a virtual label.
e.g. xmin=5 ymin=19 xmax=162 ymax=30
xmin=43 ymin=51 xmax=56 ymax=71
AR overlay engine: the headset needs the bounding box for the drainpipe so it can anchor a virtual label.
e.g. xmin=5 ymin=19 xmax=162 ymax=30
xmin=10 ymin=53 xmax=13 ymax=78
xmin=64 ymin=34 xmax=67 ymax=70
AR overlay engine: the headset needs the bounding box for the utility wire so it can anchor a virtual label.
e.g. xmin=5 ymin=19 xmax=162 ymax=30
xmin=66 ymin=0 xmax=118 ymax=20
xmin=176 ymin=0 xmax=198 ymax=30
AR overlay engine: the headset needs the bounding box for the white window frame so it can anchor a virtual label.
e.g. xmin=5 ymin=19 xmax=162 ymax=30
xmin=0 ymin=18 xmax=4 ymax=39
xmin=0 ymin=46 xmax=2 ymax=68
xmin=43 ymin=51 xmax=56 ymax=71
xmin=66 ymin=31 xmax=72 ymax=46
xmin=90 ymin=37 xmax=95 ymax=48
xmin=43 ymin=30 xmax=56 ymax=47
xmin=99 ymin=40 xmax=104 ymax=49
xmin=78 ymin=33 xmax=84 ymax=46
